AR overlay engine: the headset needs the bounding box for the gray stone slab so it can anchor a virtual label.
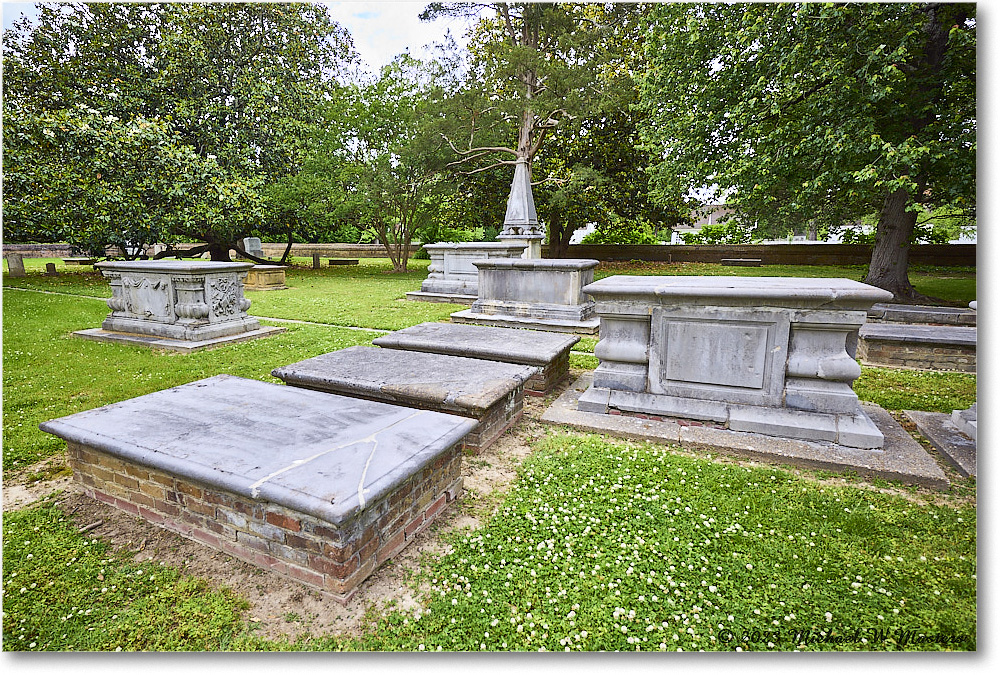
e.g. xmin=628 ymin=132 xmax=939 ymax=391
xmin=542 ymin=373 xmax=948 ymax=489
xmin=373 ymin=322 xmax=579 ymax=368
xmin=73 ymin=325 xmax=286 ymax=353
xmin=952 ymin=403 xmax=977 ymax=442
xmin=405 ymin=291 xmax=476 ymax=305
xmin=868 ymin=303 xmax=977 ymax=326
xmin=905 ymin=410 xmax=977 ymax=478
xmin=272 ymin=346 xmax=536 ymax=417
xmin=859 ymin=323 xmax=977 ymax=346
xmin=39 ymin=375 xmax=477 ymax=524
xmin=451 ymin=308 xmax=600 ymax=334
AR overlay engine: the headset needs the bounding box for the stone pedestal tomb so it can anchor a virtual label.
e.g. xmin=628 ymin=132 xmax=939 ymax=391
xmin=406 ymin=242 xmax=528 ymax=303
xmin=74 ymin=260 xmax=284 ymax=352
xmin=244 ymin=265 xmax=288 ymax=291
xmin=40 ymin=375 xmax=475 ymax=603
xmin=451 ymin=258 xmax=601 ymax=334
xmin=578 ymin=276 xmax=893 ymax=448
xmin=273 ymin=346 xmax=536 ymax=452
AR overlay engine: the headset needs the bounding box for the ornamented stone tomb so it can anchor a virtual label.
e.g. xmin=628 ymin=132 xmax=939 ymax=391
xmin=273 ymin=346 xmax=536 ymax=452
xmin=73 ymin=260 xmax=284 ymax=352
xmin=406 ymin=242 xmax=528 ymax=304
xmin=243 ymin=265 xmax=288 ymax=291
xmin=373 ymin=322 xmax=578 ymax=395
xmin=450 ymin=258 xmax=601 ymax=334
xmin=578 ymin=276 xmax=893 ymax=448
xmin=40 ymin=375 xmax=476 ymax=603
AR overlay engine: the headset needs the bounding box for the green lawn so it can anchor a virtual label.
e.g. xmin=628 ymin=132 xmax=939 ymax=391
xmin=2 ymin=257 xmax=976 ymax=651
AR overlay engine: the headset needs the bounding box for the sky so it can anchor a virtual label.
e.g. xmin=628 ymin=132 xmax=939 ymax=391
xmin=0 ymin=1 xmax=478 ymax=73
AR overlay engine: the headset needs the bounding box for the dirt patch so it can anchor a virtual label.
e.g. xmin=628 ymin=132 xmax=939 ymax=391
xmin=4 ymin=377 xmax=573 ymax=643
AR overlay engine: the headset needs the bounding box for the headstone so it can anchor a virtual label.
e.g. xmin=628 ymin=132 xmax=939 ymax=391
xmin=44 ymin=262 xmax=59 ymax=276
xmin=312 ymin=253 xmax=321 ymax=269
xmin=73 ymin=260 xmax=284 ymax=352
xmin=272 ymin=346 xmax=536 ymax=452
xmin=578 ymin=275 xmax=893 ymax=449
xmin=40 ymin=374 xmax=476 ymax=603
xmin=242 ymin=237 xmax=264 ymax=258
xmin=5 ymin=254 xmax=26 ymax=277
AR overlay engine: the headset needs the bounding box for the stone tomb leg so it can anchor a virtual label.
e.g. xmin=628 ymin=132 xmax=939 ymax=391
xmin=374 ymin=322 xmax=578 ymax=396
xmin=273 ymin=346 xmax=536 ymax=452
xmin=40 ymin=375 xmax=476 ymax=603
xmin=579 ymin=276 xmax=893 ymax=449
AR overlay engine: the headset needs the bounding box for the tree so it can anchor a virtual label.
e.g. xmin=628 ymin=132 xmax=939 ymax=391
xmin=2 ymin=2 xmax=355 ymax=260
xmin=335 ymin=56 xmax=454 ymax=272
xmin=639 ymin=3 xmax=975 ymax=301
xmin=2 ymin=108 xmax=266 ymax=259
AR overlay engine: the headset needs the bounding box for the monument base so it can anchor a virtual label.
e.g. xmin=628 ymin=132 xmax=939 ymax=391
xmin=73 ymin=326 xmax=285 ymax=353
xmin=450 ymin=308 xmax=600 ymax=335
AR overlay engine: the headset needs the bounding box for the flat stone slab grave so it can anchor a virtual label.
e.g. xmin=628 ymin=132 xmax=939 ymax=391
xmin=543 ymin=373 xmax=949 ymax=489
xmin=373 ymin=321 xmax=579 ymax=395
xmin=904 ymin=410 xmax=976 ymax=478
xmin=721 ymin=258 xmax=762 ymax=267
xmin=867 ymin=303 xmax=977 ymax=326
xmin=40 ymin=375 xmax=476 ymax=603
xmin=272 ymin=346 xmax=536 ymax=453
xmin=328 ymin=258 xmax=359 ymax=266
xmin=858 ymin=323 xmax=976 ymax=372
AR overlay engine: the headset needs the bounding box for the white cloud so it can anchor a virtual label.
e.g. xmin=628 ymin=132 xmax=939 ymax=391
xmin=322 ymin=1 xmax=480 ymax=73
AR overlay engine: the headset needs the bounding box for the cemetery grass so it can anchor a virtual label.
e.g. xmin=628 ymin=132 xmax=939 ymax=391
xmin=2 ymin=259 xmax=977 ymax=651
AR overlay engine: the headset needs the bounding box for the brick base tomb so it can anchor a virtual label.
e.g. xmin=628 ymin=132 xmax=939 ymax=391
xmin=272 ymin=346 xmax=536 ymax=452
xmin=40 ymin=375 xmax=476 ymax=603
xmin=373 ymin=322 xmax=578 ymax=395
xmin=857 ymin=323 xmax=976 ymax=372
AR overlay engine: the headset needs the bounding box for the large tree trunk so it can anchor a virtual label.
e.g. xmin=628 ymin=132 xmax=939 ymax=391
xmin=208 ymin=242 xmax=233 ymax=262
xmin=863 ymin=187 xmax=923 ymax=302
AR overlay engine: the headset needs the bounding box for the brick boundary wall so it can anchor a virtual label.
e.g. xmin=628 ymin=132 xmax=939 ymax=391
xmin=5 ymin=242 xmax=975 ymax=266
xmin=857 ymin=340 xmax=976 ymax=373
xmin=66 ymin=440 xmax=464 ymax=604
xmin=544 ymin=243 xmax=976 ymax=267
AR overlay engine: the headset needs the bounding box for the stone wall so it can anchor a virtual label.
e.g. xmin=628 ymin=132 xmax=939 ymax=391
xmin=66 ymin=439 xmax=463 ymax=603
xmin=545 ymin=243 xmax=976 ymax=267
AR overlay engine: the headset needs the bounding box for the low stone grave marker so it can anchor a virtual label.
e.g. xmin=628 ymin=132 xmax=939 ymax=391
xmin=243 ymin=265 xmax=288 ymax=291
xmin=328 ymin=259 xmax=360 ymax=266
xmin=720 ymin=258 xmax=762 ymax=267
xmin=40 ymin=374 xmax=476 ymax=603
xmin=44 ymin=262 xmax=59 ymax=276
xmin=373 ymin=321 xmax=578 ymax=395
xmin=242 ymin=237 xmax=264 ymax=258
xmin=273 ymin=346 xmax=536 ymax=452
xmin=5 ymin=254 xmax=26 ymax=277
xmin=857 ymin=323 xmax=975 ymax=372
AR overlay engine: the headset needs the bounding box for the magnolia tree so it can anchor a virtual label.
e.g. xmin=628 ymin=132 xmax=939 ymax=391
xmin=2 ymin=2 xmax=355 ymax=261
xmin=639 ymin=2 xmax=975 ymax=301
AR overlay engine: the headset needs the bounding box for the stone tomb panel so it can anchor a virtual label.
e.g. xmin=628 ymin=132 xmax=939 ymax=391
xmin=648 ymin=307 xmax=789 ymax=407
